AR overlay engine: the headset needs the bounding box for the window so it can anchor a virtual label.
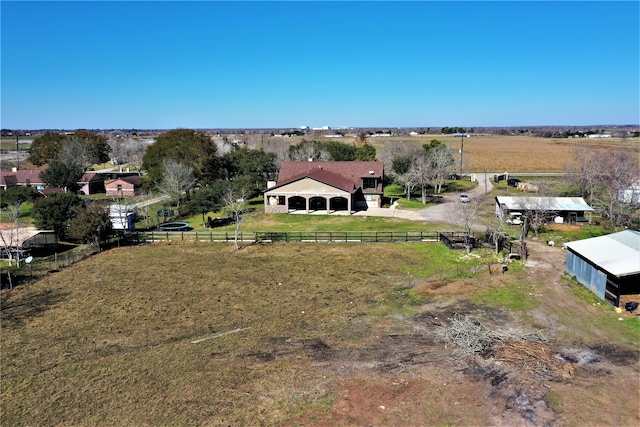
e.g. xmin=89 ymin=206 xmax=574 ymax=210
xmin=363 ymin=178 xmax=376 ymax=189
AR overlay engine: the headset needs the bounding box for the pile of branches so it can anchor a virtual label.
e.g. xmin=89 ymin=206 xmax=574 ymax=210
xmin=436 ymin=314 xmax=547 ymax=359
xmin=437 ymin=315 xmax=579 ymax=379
xmin=493 ymin=339 xmax=575 ymax=378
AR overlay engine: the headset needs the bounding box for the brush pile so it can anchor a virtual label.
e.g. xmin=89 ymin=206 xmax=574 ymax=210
xmin=436 ymin=314 xmax=574 ymax=378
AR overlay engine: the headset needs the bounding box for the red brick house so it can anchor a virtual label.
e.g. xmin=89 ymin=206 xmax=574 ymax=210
xmin=264 ymin=161 xmax=384 ymax=214
xmin=105 ymin=176 xmax=142 ymax=197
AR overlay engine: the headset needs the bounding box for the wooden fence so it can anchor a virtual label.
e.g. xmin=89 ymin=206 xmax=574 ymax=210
xmin=130 ymin=230 xmax=478 ymax=246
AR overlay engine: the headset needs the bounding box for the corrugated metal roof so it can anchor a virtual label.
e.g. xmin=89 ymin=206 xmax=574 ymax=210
xmin=565 ymin=230 xmax=640 ymax=277
xmin=495 ymin=196 xmax=594 ymax=211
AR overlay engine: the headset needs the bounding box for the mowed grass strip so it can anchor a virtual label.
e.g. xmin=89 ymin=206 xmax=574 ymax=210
xmin=1 ymin=242 xmax=467 ymax=426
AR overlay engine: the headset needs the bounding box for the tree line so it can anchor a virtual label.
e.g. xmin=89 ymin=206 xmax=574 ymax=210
xmin=17 ymin=128 xmax=378 ymax=244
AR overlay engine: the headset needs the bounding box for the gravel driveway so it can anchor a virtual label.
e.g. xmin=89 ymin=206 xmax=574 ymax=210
xmin=360 ymin=173 xmax=494 ymax=231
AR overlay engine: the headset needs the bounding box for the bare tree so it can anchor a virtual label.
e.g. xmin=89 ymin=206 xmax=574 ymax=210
xmin=566 ymin=147 xmax=640 ymax=229
xmin=288 ymin=140 xmax=329 ymax=161
xmin=223 ymin=188 xmax=248 ymax=251
xmin=261 ymin=137 xmax=291 ymax=171
xmin=525 ymin=196 xmax=556 ymax=237
xmin=565 ymin=147 xmax=603 ymax=205
xmin=453 ymin=197 xmax=484 ymax=252
xmin=411 ymin=154 xmax=433 ymax=204
xmin=428 ymin=145 xmax=454 ymax=194
xmin=61 ymin=137 xmax=94 ymax=171
xmin=383 ymin=142 xmax=422 ymax=200
xmin=0 ymin=202 xmax=22 ymax=268
xmin=156 ymin=160 xmax=197 ymax=215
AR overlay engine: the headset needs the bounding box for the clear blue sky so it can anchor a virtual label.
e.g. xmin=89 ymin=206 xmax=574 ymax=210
xmin=1 ymin=1 xmax=638 ymax=129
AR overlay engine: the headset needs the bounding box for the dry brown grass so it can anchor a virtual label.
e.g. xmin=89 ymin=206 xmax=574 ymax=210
xmin=2 ymin=240 xmax=639 ymax=426
xmin=334 ymin=134 xmax=637 ymax=173
xmin=0 ymin=242 xmax=463 ymax=426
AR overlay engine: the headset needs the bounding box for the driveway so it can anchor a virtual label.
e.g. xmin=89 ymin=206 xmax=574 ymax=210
xmin=356 ymin=173 xmax=493 ymax=231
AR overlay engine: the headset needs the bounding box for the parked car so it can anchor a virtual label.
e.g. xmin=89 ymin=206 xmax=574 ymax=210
xmin=506 ymin=212 xmax=523 ymax=225
xmin=507 ymin=178 xmax=522 ymax=187
xmin=0 ymin=247 xmax=30 ymax=259
xmin=459 ymin=194 xmax=470 ymax=203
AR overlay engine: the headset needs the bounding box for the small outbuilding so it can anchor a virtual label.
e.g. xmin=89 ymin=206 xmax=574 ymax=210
xmin=565 ymin=230 xmax=640 ymax=307
xmin=495 ymin=196 xmax=594 ymax=224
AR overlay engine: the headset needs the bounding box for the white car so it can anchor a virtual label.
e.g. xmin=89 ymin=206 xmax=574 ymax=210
xmin=459 ymin=194 xmax=470 ymax=203
xmin=506 ymin=213 xmax=523 ymax=225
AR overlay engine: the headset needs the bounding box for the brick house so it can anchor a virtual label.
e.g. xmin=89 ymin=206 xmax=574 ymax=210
xmin=105 ymin=175 xmax=142 ymax=197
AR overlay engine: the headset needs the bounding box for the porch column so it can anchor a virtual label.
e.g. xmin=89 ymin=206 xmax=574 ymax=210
xmin=326 ymin=196 xmax=330 ymax=214
xmin=305 ymin=196 xmax=309 ymax=213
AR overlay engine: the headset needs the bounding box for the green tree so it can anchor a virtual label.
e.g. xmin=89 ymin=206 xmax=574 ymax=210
xmin=323 ymin=140 xmax=357 ymax=161
xmin=0 ymin=185 xmax=36 ymax=208
xmin=67 ymin=203 xmax=112 ymax=245
xmin=29 ymin=130 xmax=110 ymax=167
xmin=185 ymin=184 xmax=226 ymax=227
xmin=355 ymin=143 xmax=377 ymax=161
xmin=142 ymin=129 xmax=219 ymax=186
xmin=32 ymin=192 xmax=83 ymax=239
xmin=41 ymin=160 xmax=84 ymax=192
xmin=29 ymin=131 xmax=67 ymax=166
xmin=73 ymin=130 xmax=111 ymax=165
xmin=221 ymin=147 xmax=277 ymax=193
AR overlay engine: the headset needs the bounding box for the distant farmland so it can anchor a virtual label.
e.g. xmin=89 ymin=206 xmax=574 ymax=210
xmin=370 ymin=134 xmax=639 ymax=173
xmin=2 ymin=133 xmax=638 ymax=174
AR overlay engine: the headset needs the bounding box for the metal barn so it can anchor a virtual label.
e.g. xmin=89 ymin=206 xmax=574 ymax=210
xmin=565 ymin=230 xmax=640 ymax=307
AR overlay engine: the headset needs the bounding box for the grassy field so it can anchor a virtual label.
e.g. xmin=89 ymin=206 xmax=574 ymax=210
xmin=1 ymin=242 xmax=487 ymax=425
xmin=2 ymin=240 xmax=638 ymax=426
xmin=2 ymin=133 xmax=639 ymax=425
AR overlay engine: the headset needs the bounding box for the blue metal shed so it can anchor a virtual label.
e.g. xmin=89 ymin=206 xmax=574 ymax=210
xmin=565 ymin=230 xmax=640 ymax=307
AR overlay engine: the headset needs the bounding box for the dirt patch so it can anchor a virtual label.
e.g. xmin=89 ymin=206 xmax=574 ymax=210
xmin=289 ymin=240 xmax=639 ymax=427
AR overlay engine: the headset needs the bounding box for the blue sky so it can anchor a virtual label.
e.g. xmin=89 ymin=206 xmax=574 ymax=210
xmin=1 ymin=1 xmax=638 ymax=129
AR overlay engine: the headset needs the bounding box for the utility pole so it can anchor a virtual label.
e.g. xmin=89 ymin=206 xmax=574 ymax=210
xmin=16 ymin=133 xmax=20 ymax=171
xmin=459 ymin=133 xmax=464 ymax=176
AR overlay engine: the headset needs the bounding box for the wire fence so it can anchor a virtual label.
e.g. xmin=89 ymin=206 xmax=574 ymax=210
xmin=2 ymin=243 xmax=101 ymax=288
